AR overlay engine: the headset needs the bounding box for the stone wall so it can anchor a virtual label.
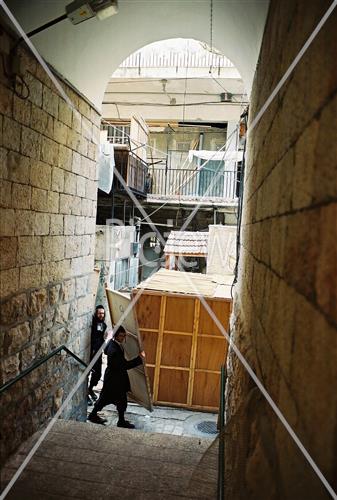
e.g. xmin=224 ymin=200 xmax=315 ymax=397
xmin=225 ymin=1 xmax=337 ymax=499
xmin=0 ymin=27 xmax=100 ymax=463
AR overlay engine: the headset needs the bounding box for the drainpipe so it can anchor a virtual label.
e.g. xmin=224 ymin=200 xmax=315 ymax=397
xmin=196 ymin=132 xmax=204 ymax=195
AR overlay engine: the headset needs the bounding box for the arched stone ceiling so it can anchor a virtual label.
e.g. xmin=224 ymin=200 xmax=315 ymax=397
xmin=6 ymin=0 xmax=270 ymax=109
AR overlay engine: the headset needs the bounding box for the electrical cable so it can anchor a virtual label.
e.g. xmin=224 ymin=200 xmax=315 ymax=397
xmin=101 ymin=100 xmax=246 ymax=106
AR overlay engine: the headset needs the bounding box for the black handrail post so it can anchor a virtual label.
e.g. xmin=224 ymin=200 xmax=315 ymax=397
xmin=218 ymin=364 xmax=226 ymax=500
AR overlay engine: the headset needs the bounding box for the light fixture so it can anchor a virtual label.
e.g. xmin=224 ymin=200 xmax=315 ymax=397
xmin=22 ymin=0 xmax=118 ymax=40
xmin=66 ymin=0 xmax=119 ymax=25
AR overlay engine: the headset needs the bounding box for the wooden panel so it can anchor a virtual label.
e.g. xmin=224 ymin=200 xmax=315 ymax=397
xmin=192 ymin=371 xmax=220 ymax=408
xmin=153 ymin=296 xmax=166 ymax=402
xmin=187 ymin=299 xmax=200 ymax=406
xmin=161 ymin=334 xmax=192 ymax=368
xmin=157 ymin=369 xmax=189 ymax=404
xmin=198 ymin=299 xmax=231 ymax=336
xmin=141 ymin=330 xmax=158 ymax=365
xmin=164 ymin=296 xmax=195 ymax=333
xmin=146 ymin=366 xmax=155 ymax=394
xmin=195 ymin=336 xmax=228 ymax=371
xmin=134 ymin=294 xmax=161 ymax=330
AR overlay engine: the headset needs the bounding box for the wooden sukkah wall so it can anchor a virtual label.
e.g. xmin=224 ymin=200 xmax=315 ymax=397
xmin=132 ymin=290 xmax=231 ymax=411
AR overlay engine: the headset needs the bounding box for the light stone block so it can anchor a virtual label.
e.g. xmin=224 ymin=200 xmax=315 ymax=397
xmin=21 ymin=126 xmax=41 ymax=160
xmin=17 ymin=236 xmax=42 ymax=266
xmin=58 ymin=145 xmax=72 ymax=171
xmin=13 ymin=94 xmax=31 ymax=126
xmin=58 ymin=99 xmax=72 ymax=127
xmin=31 ymin=105 xmax=54 ymax=138
xmin=47 ymin=191 xmax=59 ymax=214
xmin=26 ymin=73 xmax=43 ymax=107
xmin=0 ymin=237 xmax=17 ymax=270
xmin=30 ymin=162 xmax=52 ymax=190
xmin=0 ymin=208 xmax=15 ymax=236
xmin=42 ymin=235 xmax=65 ymax=262
xmin=15 ymin=210 xmax=34 ymax=236
xmin=59 ymin=193 xmax=74 ymax=215
xmin=64 ymin=215 xmax=76 ymax=235
xmin=40 ymin=137 xmax=59 ymax=166
xmin=34 ymin=212 xmax=50 ymax=236
xmin=11 ymin=183 xmax=31 ymax=210
xmin=31 ymin=187 xmax=48 ymax=212
xmin=3 ymin=117 xmax=21 ymax=152
xmin=50 ymin=214 xmax=63 ymax=235
xmin=51 ymin=167 xmax=64 ymax=192
xmin=64 ymin=172 xmax=77 ymax=195
xmin=6 ymin=152 xmax=30 ymax=184
xmin=19 ymin=264 xmax=42 ymax=289
xmin=42 ymin=86 xmax=58 ymax=118
xmin=0 ymin=180 xmax=12 ymax=208
xmin=54 ymin=120 xmax=69 ymax=145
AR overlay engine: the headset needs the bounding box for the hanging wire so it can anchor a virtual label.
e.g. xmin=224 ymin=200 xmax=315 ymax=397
xmin=210 ymin=0 xmax=213 ymax=55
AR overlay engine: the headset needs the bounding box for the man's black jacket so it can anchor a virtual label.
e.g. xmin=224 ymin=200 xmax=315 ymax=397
xmin=91 ymin=316 xmax=107 ymax=353
xmin=102 ymin=339 xmax=142 ymax=400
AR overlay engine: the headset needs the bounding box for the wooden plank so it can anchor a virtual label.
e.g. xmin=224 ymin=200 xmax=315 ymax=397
xmin=162 ymin=330 xmax=193 ymax=336
xmin=157 ymin=368 xmax=189 ymax=404
xmin=195 ymin=336 xmax=228 ymax=371
xmin=105 ymin=288 xmax=152 ymax=411
xmin=164 ymin=296 xmax=195 ymax=333
xmin=187 ymin=299 xmax=200 ymax=406
xmin=160 ymin=365 xmax=190 ymax=371
xmin=198 ymin=298 xmax=231 ymax=337
xmin=153 ymin=295 xmax=166 ymax=402
xmin=161 ymin=333 xmax=192 ymax=368
xmin=192 ymin=371 xmax=220 ymax=408
xmin=146 ymin=366 xmax=155 ymax=394
xmin=155 ymin=401 xmax=218 ymax=412
xmin=195 ymin=368 xmax=221 ymax=374
xmin=134 ymin=293 xmax=161 ymax=330
xmin=140 ymin=330 xmax=158 ymax=365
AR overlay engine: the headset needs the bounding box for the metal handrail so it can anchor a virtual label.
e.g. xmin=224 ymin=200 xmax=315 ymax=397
xmin=217 ymin=364 xmax=226 ymax=500
xmin=0 ymin=345 xmax=88 ymax=395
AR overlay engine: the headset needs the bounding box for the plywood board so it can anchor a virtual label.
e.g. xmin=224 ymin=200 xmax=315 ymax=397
xmin=134 ymin=294 xmax=161 ymax=330
xmin=192 ymin=371 xmax=220 ymax=408
xmin=195 ymin=336 xmax=228 ymax=371
xmin=139 ymin=330 xmax=158 ymax=364
xmin=164 ymin=296 xmax=195 ymax=332
xmin=199 ymin=299 xmax=231 ymax=336
xmin=106 ymin=288 xmax=153 ymax=411
xmin=161 ymin=334 xmax=192 ymax=368
xmin=158 ymin=368 xmax=189 ymax=404
xmin=136 ymin=269 xmax=218 ymax=296
xmin=131 ymin=291 xmax=230 ymax=411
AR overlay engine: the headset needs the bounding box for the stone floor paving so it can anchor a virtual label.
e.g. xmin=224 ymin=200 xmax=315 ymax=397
xmin=88 ymin=396 xmax=219 ymax=439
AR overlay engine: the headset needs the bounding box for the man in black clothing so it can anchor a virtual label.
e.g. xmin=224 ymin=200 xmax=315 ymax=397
xmin=88 ymin=305 xmax=107 ymax=402
xmin=88 ymin=326 xmax=145 ymax=428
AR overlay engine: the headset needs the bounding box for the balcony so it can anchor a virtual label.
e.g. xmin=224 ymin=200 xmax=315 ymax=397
xmin=113 ymin=147 xmax=148 ymax=196
xmin=147 ymin=165 xmax=238 ymax=205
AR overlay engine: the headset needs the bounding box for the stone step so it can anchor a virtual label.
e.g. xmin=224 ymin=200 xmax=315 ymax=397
xmin=1 ymin=419 xmax=218 ymax=499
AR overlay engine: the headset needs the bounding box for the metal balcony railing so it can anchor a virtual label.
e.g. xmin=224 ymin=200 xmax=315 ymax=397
xmin=148 ymin=166 xmax=238 ymax=200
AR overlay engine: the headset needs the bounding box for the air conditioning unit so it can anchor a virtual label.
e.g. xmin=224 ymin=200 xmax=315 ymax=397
xmin=220 ymin=92 xmax=233 ymax=102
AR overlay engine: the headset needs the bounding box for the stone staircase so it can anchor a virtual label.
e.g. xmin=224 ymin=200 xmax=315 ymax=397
xmin=1 ymin=420 xmax=218 ymax=499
